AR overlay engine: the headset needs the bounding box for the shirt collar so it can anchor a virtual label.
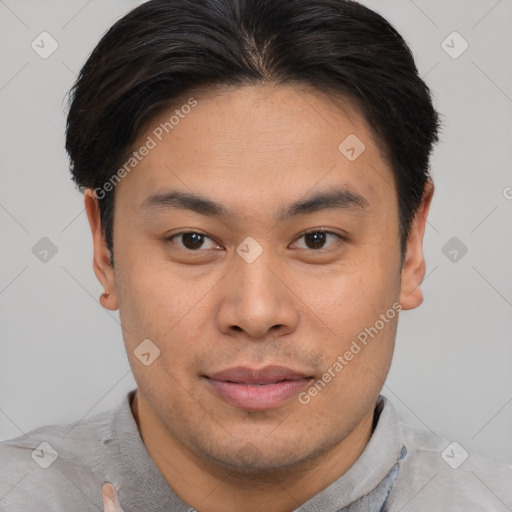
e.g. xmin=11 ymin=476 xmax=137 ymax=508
xmin=295 ymin=395 xmax=407 ymax=511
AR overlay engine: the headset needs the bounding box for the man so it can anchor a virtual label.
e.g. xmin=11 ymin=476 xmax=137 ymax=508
xmin=1 ymin=0 xmax=510 ymax=511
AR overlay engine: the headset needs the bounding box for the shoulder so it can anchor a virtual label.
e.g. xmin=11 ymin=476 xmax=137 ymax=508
xmin=387 ymin=421 xmax=512 ymax=511
xmin=0 ymin=408 xmax=114 ymax=512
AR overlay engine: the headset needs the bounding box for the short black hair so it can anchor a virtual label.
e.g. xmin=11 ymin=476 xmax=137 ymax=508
xmin=65 ymin=0 xmax=441 ymax=267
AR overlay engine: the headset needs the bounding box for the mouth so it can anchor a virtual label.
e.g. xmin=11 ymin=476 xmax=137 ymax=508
xmin=204 ymin=365 xmax=314 ymax=411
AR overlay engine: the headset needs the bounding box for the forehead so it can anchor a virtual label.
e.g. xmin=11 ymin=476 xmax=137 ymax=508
xmin=115 ymin=83 xmax=395 ymax=216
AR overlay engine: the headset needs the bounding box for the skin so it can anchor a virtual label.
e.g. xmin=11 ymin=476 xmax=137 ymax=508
xmin=85 ymin=83 xmax=433 ymax=512
xmin=102 ymin=483 xmax=123 ymax=512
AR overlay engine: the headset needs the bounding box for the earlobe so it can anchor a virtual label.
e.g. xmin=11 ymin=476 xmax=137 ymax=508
xmin=84 ymin=189 xmax=118 ymax=311
xmin=399 ymin=180 xmax=434 ymax=311
xmin=400 ymin=258 xmax=425 ymax=310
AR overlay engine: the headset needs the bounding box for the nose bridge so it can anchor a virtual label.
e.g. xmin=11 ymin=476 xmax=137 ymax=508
xmin=234 ymin=238 xmax=281 ymax=306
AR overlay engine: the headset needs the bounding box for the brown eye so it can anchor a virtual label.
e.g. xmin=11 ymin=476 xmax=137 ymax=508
xmin=167 ymin=232 xmax=220 ymax=251
xmin=292 ymin=230 xmax=343 ymax=251
xmin=181 ymin=233 xmax=205 ymax=250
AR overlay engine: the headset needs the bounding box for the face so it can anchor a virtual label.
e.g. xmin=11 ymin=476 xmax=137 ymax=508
xmin=86 ymin=83 xmax=430 ymax=474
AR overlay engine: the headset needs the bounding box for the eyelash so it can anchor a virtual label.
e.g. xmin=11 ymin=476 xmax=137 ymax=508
xmin=164 ymin=229 xmax=345 ymax=253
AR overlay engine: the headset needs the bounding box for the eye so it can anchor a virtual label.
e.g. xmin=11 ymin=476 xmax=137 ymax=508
xmin=291 ymin=230 xmax=344 ymax=251
xmin=164 ymin=229 xmax=345 ymax=253
xmin=166 ymin=232 xmax=221 ymax=251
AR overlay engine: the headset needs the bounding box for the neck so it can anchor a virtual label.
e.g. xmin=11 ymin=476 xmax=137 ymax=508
xmin=131 ymin=391 xmax=374 ymax=512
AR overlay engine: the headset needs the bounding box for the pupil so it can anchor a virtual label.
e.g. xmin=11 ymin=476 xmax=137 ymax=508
xmin=306 ymin=232 xmax=326 ymax=249
xmin=183 ymin=233 xmax=204 ymax=249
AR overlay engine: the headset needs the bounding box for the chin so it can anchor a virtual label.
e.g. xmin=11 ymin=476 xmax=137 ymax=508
xmin=195 ymin=432 xmax=335 ymax=479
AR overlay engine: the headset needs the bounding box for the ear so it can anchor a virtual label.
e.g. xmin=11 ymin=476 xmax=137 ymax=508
xmin=84 ymin=189 xmax=118 ymax=311
xmin=399 ymin=179 xmax=434 ymax=310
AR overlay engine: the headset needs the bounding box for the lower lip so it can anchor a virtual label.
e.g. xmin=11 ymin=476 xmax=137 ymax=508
xmin=205 ymin=378 xmax=312 ymax=410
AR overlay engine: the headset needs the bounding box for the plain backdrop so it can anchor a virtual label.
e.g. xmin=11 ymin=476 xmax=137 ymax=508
xmin=0 ymin=0 xmax=511 ymax=465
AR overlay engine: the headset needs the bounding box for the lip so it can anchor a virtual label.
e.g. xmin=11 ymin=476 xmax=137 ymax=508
xmin=204 ymin=365 xmax=313 ymax=411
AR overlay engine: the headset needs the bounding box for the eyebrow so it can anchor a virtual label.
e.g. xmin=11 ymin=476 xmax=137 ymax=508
xmin=140 ymin=186 xmax=370 ymax=221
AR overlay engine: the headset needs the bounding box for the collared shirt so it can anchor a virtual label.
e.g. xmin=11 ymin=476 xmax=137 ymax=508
xmin=0 ymin=389 xmax=510 ymax=511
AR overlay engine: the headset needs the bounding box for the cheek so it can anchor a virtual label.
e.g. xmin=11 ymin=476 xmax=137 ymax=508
xmin=115 ymin=247 xmax=193 ymax=331
xmin=296 ymin=249 xmax=399 ymax=389
xmin=300 ymin=256 xmax=399 ymax=337
xmin=299 ymin=317 xmax=396 ymax=418
xmin=115 ymin=258 xmax=214 ymax=383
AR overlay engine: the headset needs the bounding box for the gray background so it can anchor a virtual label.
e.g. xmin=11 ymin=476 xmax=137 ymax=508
xmin=1 ymin=0 xmax=511 ymax=465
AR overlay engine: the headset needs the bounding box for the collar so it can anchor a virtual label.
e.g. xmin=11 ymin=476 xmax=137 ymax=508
xmin=104 ymin=391 xmax=406 ymax=511
xmin=295 ymin=395 xmax=407 ymax=511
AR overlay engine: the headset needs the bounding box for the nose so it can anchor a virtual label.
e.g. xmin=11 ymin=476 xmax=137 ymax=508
xmin=216 ymin=245 xmax=299 ymax=340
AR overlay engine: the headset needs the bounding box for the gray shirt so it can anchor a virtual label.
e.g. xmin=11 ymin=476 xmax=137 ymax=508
xmin=0 ymin=389 xmax=510 ymax=511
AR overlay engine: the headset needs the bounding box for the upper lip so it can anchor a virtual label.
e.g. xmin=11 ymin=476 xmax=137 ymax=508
xmin=206 ymin=365 xmax=312 ymax=384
